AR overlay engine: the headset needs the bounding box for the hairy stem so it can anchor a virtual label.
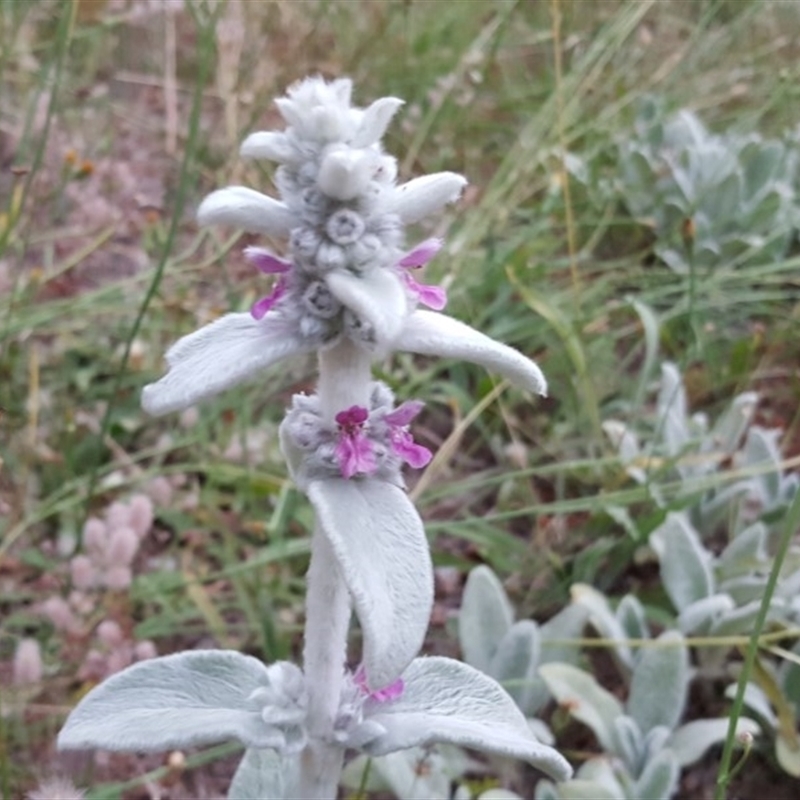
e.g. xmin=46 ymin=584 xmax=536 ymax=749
xmin=317 ymin=338 xmax=373 ymax=423
xmin=297 ymin=528 xmax=351 ymax=798
xmin=296 ymin=338 xmax=372 ymax=797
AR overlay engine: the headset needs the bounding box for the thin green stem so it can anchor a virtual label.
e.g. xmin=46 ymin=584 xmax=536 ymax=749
xmin=715 ymin=489 xmax=800 ymax=800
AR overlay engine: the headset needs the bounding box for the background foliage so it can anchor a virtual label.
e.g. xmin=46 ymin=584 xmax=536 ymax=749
xmin=2 ymin=0 xmax=800 ymax=797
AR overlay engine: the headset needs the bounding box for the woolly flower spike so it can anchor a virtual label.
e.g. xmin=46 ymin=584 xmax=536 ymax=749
xmin=280 ymin=382 xmax=430 ymax=488
xmin=143 ymin=78 xmax=547 ymax=416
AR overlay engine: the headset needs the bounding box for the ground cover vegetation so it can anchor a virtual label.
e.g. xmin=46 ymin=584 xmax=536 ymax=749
xmin=1 ymin=0 xmax=800 ymax=798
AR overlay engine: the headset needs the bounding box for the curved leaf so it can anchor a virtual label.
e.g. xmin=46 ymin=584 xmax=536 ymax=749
xmin=307 ymin=479 xmax=432 ymax=690
xmin=628 ymin=630 xmax=688 ymax=735
xmin=538 ymin=663 xmax=624 ymax=753
xmin=58 ymin=651 xmax=291 ymax=752
xmin=489 ymin=620 xmax=541 ymax=713
xmin=396 ymin=311 xmax=547 ymax=396
xmin=326 ymin=268 xmax=408 ymax=348
xmin=650 ymin=513 xmax=714 ymax=611
xmin=381 ymin=172 xmax=467 ymax=224
xmin=364 ymin=657 xmax=572 ymax=782
xmin=228 ymin=749 xmax=300 ymax=800
xmin=459 ymin=565 xmax=514 ymax=673
xmin=197 ymin=186 xmax=294 ymax=236
xmin=142 ymin=313 xmax=313 ymax=416
xmin=632 ymin=749 xmax=679 ymax=800
xmin=667 ymin=717 xmax=760 ymax=768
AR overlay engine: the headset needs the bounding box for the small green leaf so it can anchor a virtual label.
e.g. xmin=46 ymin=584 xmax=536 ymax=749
xmin=459 ymin=565 xmax=514 ymax=673
xmin=650 ymin=513 xmax=714 ymax=611
xmin=628 ymin=631 xmax=688 ymax=735
xmin=488 ymin=620 xmax=540 ymax=713
xmin=539 ymin=663 xmax=624 ymax=752
xmin=228 ymin=749 xmax=298 ymax=800
xmin=667 ymin=718 xmax=760 ymax=768
xmin=632 ymin=749 xmax=679 ymax=800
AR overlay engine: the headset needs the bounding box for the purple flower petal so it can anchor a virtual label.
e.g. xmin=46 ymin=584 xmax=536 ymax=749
xmin=384 ymin=400 xmax=424 ymax=427
xmin=403 ymin=272 xmax=447 ymax=311
xmin=244 ymin=246 xmax=292 ymax=274
xmin=250 ymin=276 xmax=287 ymax=320
xmin=335 ymin=433 xmax=377 ymax=479
xmin=391 ymin=430 xmax=432 ymax=469
xmin=335 ymin=405 xmax=369 ymax=427
xmin=334 ymin=407 xmax=376 ymax=478
xmin=398 ymin=238 xmax=443 ymax=269
xmin=355 ymin=666 xmax=405 ymax=702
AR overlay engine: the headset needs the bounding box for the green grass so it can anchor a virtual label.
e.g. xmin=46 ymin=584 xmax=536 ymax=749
xmin=2 ymin=0 xmax=800 ymax=797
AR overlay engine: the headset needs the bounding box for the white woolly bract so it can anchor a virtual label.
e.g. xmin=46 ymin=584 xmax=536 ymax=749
xmin=307 ymin=479 xmax=433 ymax=690
xmin=362 ymin=656 xmax=573 ymax=782
xmin=141 ymin=313 xmax=313 ymax=416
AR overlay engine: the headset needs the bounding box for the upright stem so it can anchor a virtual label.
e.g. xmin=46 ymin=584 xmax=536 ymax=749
xmin=296 ymin=338 xmax=372 ymax=798
xmin=297 ymin=528 xmax=351 ymax=798
xmin=317 ymin=339 xmax=373 ymax=423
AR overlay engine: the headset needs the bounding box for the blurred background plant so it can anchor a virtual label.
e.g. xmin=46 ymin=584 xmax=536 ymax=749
xmin=2 ymin=0 xmax=800 ymax=798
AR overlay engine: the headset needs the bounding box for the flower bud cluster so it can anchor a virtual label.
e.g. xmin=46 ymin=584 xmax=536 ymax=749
xmin=234 ymin=78 xmax=435 ymax=348
xmin=280 ymin=381 xmax=431 ymax=488
xmin=246 ymin=661 xmax=309 ymax=754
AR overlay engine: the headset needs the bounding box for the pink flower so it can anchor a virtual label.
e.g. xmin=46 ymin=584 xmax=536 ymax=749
xmin=384 ymin=401 xmax=432 ymax=469
xmin=245 ymin=247 xmax=291 ymax=320
xmin=398 ymin=238 xmax=443 ymax=268
xmin=354 ymin=665 xmax=404 ymax=702
xmin=250 ymin=276 xmax=288 ymax=319
xmin=334 ymin=406 xmax=377 ymax=479
xmin=398 ymin=238 xmax=447 ymax=310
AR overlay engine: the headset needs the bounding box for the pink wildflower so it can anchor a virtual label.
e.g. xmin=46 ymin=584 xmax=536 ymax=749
xmin=398 ymin=238 xmax=447 ymax=310
xmin=384 ymin=401 xmax=432 ymax=469
xmin=334 ymin=406 xmax=377 ymax=479
xmin=354 ymin=665 xmax=404 ymax=702
xmin=13 ymin=638 xmax=42 ymax=686
xmin=245 ymin=246 xmax=291 ymax=320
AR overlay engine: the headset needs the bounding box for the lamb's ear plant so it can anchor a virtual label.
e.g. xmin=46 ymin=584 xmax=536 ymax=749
xmin=459 ymin=565 xmax=588 ymax=729
xmin=616 ymin=96 xmax=800 ymax=274
xmin=536 ymin=633 xmax=759 ymax=800
xmin=56 ymin=77 xmax=571 ymax=799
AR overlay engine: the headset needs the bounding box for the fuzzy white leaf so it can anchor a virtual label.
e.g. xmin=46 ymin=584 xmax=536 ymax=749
xmin=628 ymin=630 xmax=688 ymax=735
xmin=667 ymin=718 xmax=760 ymax=768
xmin=488 ymin=621 xmax=541 ymax=713
xmin=364 ymin=657 xmax=572 ymax=782
xmin=228 ymin=749 xmax=300 ymax=800
xmin=240 ymin=132 xmax=295 ymax=163
xmin=538 ymin=663 xmax=624 ymax=753
xmin=396 ymin=311 xmax=547 ymax=396
xmin=632 ymin=749 xmax=679 ymax=800
xmin=197 ymin=187 xmax=294 ymax=236
xmin=317 ymin=149 xmax=374 ymax=200
xmin=142 ymin=313 xmax=313 ymax=416
xmin=307 ymin=479 xmax=432 ymax=690
xmin=58 ymin=651 xmax=290 ymax=752
xmin=650 ymin=513 xmax=714 ymax=611
xmin=352 ymin=97 xmax=404 ymax=148
xmin=327 ymin=268 xmax=408 ymax=347
xmin=382 ymin=172 xmax=467 ymax=224
xmin=458 ymin=565 xmax=514 ymax=673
